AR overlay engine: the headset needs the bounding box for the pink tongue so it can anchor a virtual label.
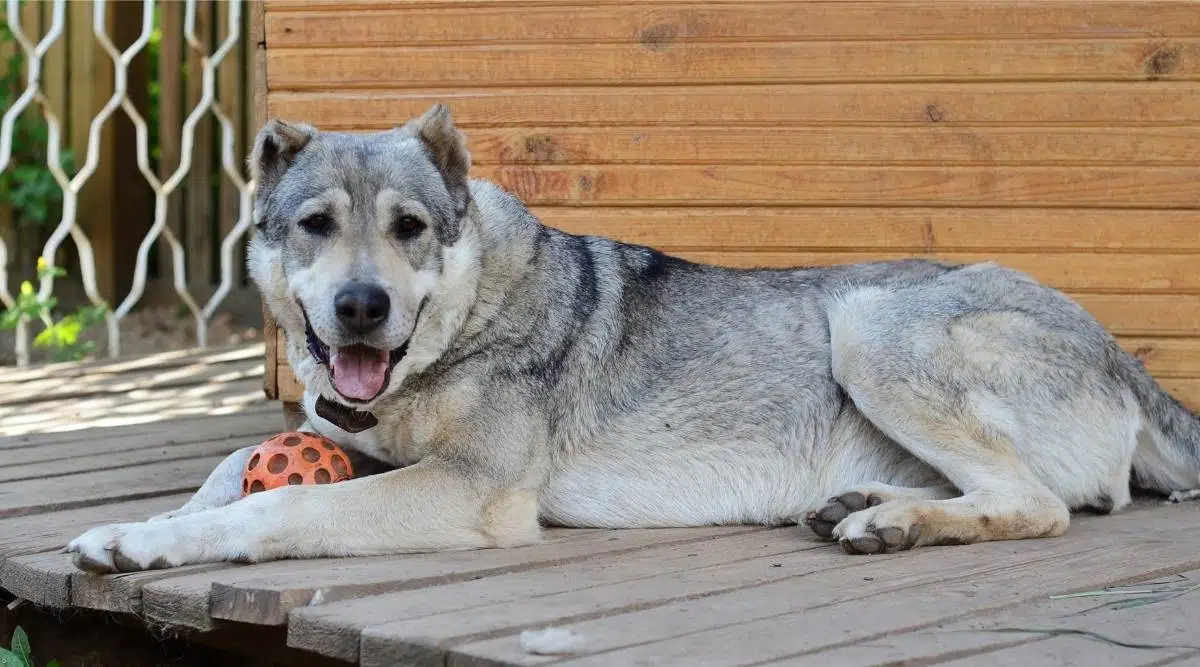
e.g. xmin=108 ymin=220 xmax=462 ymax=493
xmin=330 ymin=346 xmax=389 ymax=400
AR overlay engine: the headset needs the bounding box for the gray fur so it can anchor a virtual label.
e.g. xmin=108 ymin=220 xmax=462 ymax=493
xmin=65 ymin=106 xmax=1200 ymax=573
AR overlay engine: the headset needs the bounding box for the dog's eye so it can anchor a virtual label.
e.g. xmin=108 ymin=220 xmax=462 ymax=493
xmin=298 ymin=213 xmax=334 ymax=236
xmin=393 ymin=214 xmax=426 ymax=240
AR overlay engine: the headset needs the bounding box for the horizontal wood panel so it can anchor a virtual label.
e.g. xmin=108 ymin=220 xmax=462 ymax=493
xmin=1073 ymin=294 xmax=1200 ymax=337
xmin=268 ymin=84 xmax=1200 ymax=128
xmin=466 ymin=127 xmax=1200 ymax=166
xmin=532 ymin=207 xmax=1200 ymax=252
xmin=270 ymin=40 xmax=1200 ymax=89
xmin=666 ymin=252 xmax=1200 ymax=293
xmin=475 ymin=165 xmax=1200 ymax=207
xmin=267 ymin=2 xmax=1200 ymax=47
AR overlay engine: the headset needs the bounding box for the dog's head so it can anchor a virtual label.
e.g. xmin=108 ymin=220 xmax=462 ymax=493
xmin=247 ymin=104 xmax=476 ymax=407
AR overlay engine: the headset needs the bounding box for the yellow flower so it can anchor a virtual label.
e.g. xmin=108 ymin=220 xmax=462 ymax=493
xmin=36 ymin=256 xmax=47 ymax=272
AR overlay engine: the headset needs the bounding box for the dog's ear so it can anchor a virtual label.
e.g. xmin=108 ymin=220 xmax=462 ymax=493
xmin=250 ymin=119 xmax=317 ymax=197
xmin=407 ymin=104 xmax=472 ymax=223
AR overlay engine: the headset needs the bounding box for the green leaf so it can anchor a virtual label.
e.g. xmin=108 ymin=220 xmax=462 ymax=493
xmin=10 ymin=627 xmax=29 ymax=661
xmin=0 ymin=649 xmax=23 ymax=667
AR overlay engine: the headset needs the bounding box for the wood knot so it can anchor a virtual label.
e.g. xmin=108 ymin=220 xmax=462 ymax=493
xmin=522 ymin=134 xmax=565 ymax=164
xmin=639 ymin=23 xmax=678 ymax=51
xmin=1145 ymin=47 xmax=1179 ymax=79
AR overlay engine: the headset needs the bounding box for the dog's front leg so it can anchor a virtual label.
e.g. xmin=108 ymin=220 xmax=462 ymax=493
xmin=67 ymin=457 xmax=540 ymax=573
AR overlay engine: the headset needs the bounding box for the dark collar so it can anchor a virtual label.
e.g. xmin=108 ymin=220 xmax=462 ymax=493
xmin=315 ymin=396 xmax=379 ymax=433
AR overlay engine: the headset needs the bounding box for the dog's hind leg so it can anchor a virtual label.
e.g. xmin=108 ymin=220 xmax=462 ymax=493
xmin=826 ymin=383 xmax=1069 ymax=554
xmin=804 ymin=482 xmax=958 ymax=539
xmin=823 ymin=286 xmax=1076 ymax=555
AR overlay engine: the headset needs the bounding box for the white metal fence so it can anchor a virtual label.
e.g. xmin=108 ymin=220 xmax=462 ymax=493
xmin=0 ymin=0 xmax=253 ymax=366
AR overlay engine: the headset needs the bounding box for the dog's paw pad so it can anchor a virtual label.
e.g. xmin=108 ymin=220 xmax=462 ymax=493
xmin=837 ymin=523 xmax=920 ymax=555
xmin=803 ymin=491 xmax=883 ymax=540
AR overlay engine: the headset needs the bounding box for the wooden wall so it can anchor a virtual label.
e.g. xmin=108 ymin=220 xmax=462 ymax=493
xmin=260 ymin=0 xmax=1200 ymax=408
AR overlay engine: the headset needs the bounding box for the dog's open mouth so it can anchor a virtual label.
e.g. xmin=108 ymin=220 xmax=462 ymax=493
xmin=302 ymin=311 xmax=408 ymax=403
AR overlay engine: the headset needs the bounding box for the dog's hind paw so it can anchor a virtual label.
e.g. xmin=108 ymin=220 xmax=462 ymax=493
xmin=803 ymin=491 xmax=883 ymax=540
xmin=1168 ymin=488 xmax=1200 ymax=503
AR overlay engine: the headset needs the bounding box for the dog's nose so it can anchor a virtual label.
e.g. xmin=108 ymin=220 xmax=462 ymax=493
xmin=334 ymin=283 xmax=390 ymax=335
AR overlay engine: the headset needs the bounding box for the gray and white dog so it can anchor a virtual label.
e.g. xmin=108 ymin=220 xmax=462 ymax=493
xmin=69 ymin=105 xmax=1200 ymax=573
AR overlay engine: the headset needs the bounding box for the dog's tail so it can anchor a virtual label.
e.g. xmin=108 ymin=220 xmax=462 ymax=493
xmin=1121 ymin=348 xmax=1200 ymax=494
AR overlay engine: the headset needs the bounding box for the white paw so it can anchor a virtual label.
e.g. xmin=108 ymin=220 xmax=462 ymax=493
xmin=67 ymin=522 xmax=189 ymax=574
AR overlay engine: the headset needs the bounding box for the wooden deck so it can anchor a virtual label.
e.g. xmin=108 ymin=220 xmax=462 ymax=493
xmin=1 ymin=345 xmax=1199 ymax=666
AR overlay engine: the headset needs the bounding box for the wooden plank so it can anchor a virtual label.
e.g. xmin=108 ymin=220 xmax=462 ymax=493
xmin=266 ymin=2 xmax=1200 ymax=47
xmin=1 ymin=552 xmax=77 ymax=608
xmin=771 ymin=572 xmax=1200 ymax=666
xmin=185 ymin=0 xmax=215 ymax=292
xmin=0 ymin=494 xmax=192 ymax=562
xmin=438 ymin=504 xmax=1200 ymax=667
xmin=0 ymin=378 xmax=268 ymax=438
xmin=532 ymin=207 xmax=1200 ymax=253
xmin=0 ymin=359 xmax=263 ymax=406
xmin=530 ymin=207 xmax=1200 ymax=254
xmin=933 ymin=604 xmax=1200 ymax=667
xmin=254 ymin=0 xmax=280 ymax=404
xmin=0 ymin=455 xmax=226 ymax=518
xmin=140 ymin=527 xmax=760 ymax=631
xmin=0 ymin=433 xmax=257 ymax=484
xmin=266 ymin=83 xmax=1200 ymax=129
xmin=69 ymin=0 xmax=119 ymax=302
xmin=0 ymin=402 xmax=278 ymax=450
xmin=0 ymin=342 xmax=265 ymax=385
xmin=469 ymin=127 xmax=1200 ymax=166
xmin=70 ymin=562 xmax=236 ymax=617
xmin=1074 ymin=294 xmax=1200 ymax=337
xmin=1122 ymin=338 xmax=1200 ymax=378
xmin=270 ymin=40 xmax=1200 ymax=90
xmin=660 ymin=251 xmax=1200 ymax=294
xmin=287 ymin=529 xmax=872 ymax=663
xmin=216 ymin=0 xmax=247 ymax=292
xmin=158 ymin=0 xmax=185 ymax=285
xmin=39 ymin=0 xmax=67 ymax=133
xmin=474 ymin=165 xmax=1200 ymax=208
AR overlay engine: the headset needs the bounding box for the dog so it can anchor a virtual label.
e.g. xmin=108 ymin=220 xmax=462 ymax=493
xmin=68 ymin=104 xmax=1200 ymax=573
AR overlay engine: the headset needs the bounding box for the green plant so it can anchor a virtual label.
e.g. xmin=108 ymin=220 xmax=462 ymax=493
xmin=1 ymin=257 xmax=108 ymax=362
xmin=0 ymin=627 xmax=58 ymax=667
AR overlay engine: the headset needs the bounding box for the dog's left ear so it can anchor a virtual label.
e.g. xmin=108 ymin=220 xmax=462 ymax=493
xmin=407 ymin=104 xmax=472 ymax=231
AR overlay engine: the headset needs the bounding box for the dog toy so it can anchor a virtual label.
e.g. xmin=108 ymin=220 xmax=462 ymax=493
xmin=242 ymin=431 xmax=354 ymax=496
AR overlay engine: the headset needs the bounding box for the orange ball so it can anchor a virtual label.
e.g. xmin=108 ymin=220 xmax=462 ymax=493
xmin=242 ymin=431 xmax=354 ymax=496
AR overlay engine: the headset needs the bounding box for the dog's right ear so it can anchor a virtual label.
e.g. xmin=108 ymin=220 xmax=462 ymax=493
xmin=250 ymin=119 xmax=317 ymax=196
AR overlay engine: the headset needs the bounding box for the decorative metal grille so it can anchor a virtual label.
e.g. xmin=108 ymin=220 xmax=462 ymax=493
xmin=0 ymin=0 xmax=253 ymax=366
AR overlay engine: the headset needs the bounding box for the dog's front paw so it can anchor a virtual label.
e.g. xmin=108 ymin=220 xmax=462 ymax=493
xmin=67 ymin=522 xmax=184 ymax=574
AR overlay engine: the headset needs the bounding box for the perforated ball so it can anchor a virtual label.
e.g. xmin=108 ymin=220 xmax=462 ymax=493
xmin=242 ymin=432 xmax=354 ymax=496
